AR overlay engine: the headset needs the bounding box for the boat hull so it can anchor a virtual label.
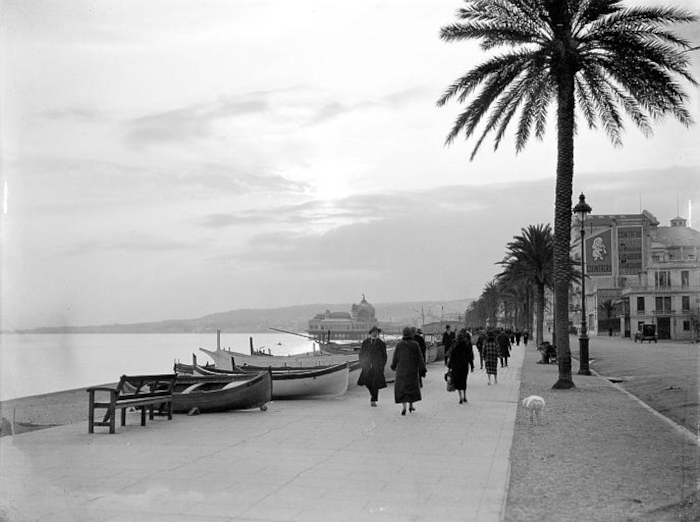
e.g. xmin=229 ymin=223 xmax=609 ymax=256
xmin=269 ymin=362 xmax=349 ymax=399
xmin=171 ymin=371 xmax=272 ymax=413
xmin=199 ymin=347 xmax=358 ymax=370
xmin=198 ymin=360 xmax=351 ymax=399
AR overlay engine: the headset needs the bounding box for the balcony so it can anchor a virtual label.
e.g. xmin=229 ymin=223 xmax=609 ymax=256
xmin=652 ymin=309 xmax=675 ymax=315
xmin=622 ymin=285 xmax=700 ymax=295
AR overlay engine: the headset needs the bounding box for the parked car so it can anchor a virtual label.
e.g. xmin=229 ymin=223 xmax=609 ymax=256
xmin=634 ymin=324 xmax=657 ymax=343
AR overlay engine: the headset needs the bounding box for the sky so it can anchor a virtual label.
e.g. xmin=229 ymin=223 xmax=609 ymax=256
xmin=1 ymin=0 xmax=699 ymax=330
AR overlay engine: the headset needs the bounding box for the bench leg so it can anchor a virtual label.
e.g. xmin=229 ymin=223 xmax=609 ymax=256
xmin=149 ymin=405 xmax=155 ymax=421
xmin=121 ymin=407 xmax=127 ymax=427
xmin=110 ymin=408 xmax=117 ymax=434
xmin=140 ymin=406 xmax=147 ymax=426
xmin=88 ymin=392 xmax=95 ymax=434
xmin=167 ymin=400 xmax=173 ymax=420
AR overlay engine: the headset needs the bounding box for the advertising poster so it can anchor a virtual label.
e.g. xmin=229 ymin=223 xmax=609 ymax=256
xmin=585 ymin=228 xmax=612 ymax=276
xmin=618 ymin=226 xmax=643 ymax=275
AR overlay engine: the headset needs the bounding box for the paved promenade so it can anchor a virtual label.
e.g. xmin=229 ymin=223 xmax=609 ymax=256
xmin=0 ymin=347 xmax=524 ymax=522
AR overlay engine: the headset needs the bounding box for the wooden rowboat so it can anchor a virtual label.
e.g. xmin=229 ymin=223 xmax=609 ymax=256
xmin=266 ymin=362 xmax=350 ymax=399
xmin=171 ymin=370 xmax=272 ymax=413
xmin=193 ymin=357 xmax=350 ymax=399
xmin=199 ymin=347 xmax=358 ymax=370
xmin=191 ymin=355 xmax=362 ymax=390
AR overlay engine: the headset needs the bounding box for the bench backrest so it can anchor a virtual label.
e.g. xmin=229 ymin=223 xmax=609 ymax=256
xmin=116 ymin=374 xmax=178 ymax=400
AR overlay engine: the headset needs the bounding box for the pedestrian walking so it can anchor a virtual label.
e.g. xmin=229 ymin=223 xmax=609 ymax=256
xmin=515 ymin=329 xmax=522 ymax=346
xmin=496 ymin=329 xmax=511 ymax=367
xmin=391 ymin=326 xmax=427 ymax=415
xmin=357 ymin=325 xmax=387 ymax=407
xmin=448 ymin=329 xmax=474 ymax=404
xmin=476 ymin=330 xmax=485 ymax=369
xmin=414 ymin=327 xmax=427 ymax=362
xmin=523 ymin=329 xmax=529 ymax=346
xmin=483 ymin=332 xmax=499 ymax=385
xmin=442 ymin=324 xmax=456 ymax=366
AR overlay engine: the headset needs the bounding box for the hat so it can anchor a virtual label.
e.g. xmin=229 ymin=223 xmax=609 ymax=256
xmin=369 ymin=325 xmax=381 ymax=333
xmin=402 ymin=326 xmax=413 ymax=338
xmin=416 ymin=328 xmax=422 ymax=334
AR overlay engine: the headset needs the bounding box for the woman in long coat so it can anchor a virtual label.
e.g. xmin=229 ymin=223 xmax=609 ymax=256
xmin=391 ymin=326 xmax=427 ymax=415
xmin=482 ymin=332 xmax=499 ymax=385
xmin=448 ymin=330 xmax=474 ymax=404
xmin=357 ymin=326 xmax=388 ymax=407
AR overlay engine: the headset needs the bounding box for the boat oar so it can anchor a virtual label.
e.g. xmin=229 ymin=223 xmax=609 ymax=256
xmin=268 ymin=327 xmax=317 ymax=340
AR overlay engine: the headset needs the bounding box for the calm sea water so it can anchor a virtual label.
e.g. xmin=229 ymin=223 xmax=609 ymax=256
xmin=0 ymin=332 xmax=317 ymax=402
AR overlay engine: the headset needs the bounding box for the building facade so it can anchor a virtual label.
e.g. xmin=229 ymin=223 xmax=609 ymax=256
xmin=569 ymin=211 xmax=700 ymax=341
xmin=307 ymin=295 xmax=379 ymax=341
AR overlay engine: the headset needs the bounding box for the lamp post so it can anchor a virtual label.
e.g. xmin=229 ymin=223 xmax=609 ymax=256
xmin=573 ymin=193 xmax=592 ymax=375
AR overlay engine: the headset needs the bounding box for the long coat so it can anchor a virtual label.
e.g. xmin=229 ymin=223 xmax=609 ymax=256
xmin=483 ymin=336 xmax=499 ymax=375
xmin=496 ymin=332 xmax=511 ymax=358
xmin=448 ymin=339 xmax=474 ymax=390
xmin=391 ymin=337 xmax=427 ymax=403
xmin=357 ymin=337 xmax=388 ymax=390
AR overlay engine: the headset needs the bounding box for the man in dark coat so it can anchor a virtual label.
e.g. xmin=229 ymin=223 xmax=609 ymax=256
xmin=442 ymin=325 xmax=456 ymax=366
xmin=496 ymin=329 xmax=511 ymax=367
xmin=357 ymin=325 xmax=388 ymax=407
xmin=475 ymin=330 xmax=486 ymax=369
xmin=391 ymin=326 xmax=427 ymax=415
xmin=413 ymin=327 xmax=427 ymax=362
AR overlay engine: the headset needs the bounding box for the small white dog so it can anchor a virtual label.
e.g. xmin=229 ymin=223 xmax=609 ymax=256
xmin=522 ymin=395 xmax=545 ymax=425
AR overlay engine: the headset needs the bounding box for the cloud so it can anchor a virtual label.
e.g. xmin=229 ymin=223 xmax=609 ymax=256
xmin=42 ymin=107 xmax=107 ymax=122
xmin=67 ymin=234 xmax=202 ymax=256
xmin=124 ymin=94 xmax=273 ymax=148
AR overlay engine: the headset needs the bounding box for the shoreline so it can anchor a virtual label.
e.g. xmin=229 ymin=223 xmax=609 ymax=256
xmin=0 ymin=385 xmax=110 ymax=437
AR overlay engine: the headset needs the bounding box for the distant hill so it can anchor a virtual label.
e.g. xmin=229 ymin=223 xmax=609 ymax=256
xmin=17 ymin=299 xmax=473 ymax=334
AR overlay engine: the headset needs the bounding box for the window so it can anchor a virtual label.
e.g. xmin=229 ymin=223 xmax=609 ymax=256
xmin=655 ymin=296 xmax=672 ymax=312
xmin=681 ymin=271 xmax=689 ymax=286
xmin=684 ymin=321 xmax=690 ymax=331
xmin=637 ymin=297 xmax=645 ymax=312
xmin=682 ymin=296 xmax=690 ymax=311
xmin=655 ymin=271 xmax=671 ymax=287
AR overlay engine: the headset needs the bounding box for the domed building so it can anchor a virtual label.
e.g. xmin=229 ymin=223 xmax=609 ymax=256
xmin=308 ymin=295 xmax=379 ymax=341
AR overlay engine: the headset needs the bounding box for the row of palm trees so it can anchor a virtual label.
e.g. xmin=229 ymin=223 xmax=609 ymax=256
xmin=464 ymin=223 xmax=564 ymax=352
xmin=438 ymin=0 xmax=697 ymax=389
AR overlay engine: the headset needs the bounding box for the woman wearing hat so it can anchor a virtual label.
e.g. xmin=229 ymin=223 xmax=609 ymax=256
xmin=357 ymin=325 xmax=388 ymax=407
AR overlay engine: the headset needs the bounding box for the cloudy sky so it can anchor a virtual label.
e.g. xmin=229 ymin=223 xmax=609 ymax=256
xmin=1 ymin=0 xmax=699 ymax=330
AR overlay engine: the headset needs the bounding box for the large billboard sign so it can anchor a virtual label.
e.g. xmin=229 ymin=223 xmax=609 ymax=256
xmin=586 ymin=228 xmax=612 ymax=276
xmin=618 ymin=226 xmax=643 ymax=275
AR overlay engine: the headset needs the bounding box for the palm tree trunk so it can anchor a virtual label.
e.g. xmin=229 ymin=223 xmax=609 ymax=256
xmin=536 ymin=283 xmax=545 ymax=348
xmin=552 ymin=56 xmax=576 ymax=390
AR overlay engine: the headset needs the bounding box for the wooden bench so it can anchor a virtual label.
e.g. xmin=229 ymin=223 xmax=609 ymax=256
xmin=87 ymin=374 xmax=177 ymax=434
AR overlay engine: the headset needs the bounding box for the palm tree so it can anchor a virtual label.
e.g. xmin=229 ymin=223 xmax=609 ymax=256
xmin=437 ymin=0 xmax=697 ymax=389
xmin=598 ymin=298 xmax=620 ymax=333
xmin=598 ymin=298 xmax=620 ymax=319
xmin=497 ymin=224 xmax=554 ymax=349
xmin=480 ymin=280 xmax=502 ymax=328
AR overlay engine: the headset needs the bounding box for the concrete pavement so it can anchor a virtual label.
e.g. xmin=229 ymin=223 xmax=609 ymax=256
xmin=0 ymin=346 xmax=525 ymax=522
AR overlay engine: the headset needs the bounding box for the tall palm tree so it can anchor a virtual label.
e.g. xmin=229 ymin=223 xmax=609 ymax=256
xmin=437 ymin=0 xmax=697 ymax=389
xmin=480 ymin=279 xmax=502 ymax=328
xmin=498 ymin=224 xmax=554 ymax=349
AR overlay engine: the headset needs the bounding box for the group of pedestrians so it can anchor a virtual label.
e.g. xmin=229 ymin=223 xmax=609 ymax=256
xmin=357 ymin=325 xmax=427 ymax=415
xmin=357 ymin=324 xmax=524 ymax=414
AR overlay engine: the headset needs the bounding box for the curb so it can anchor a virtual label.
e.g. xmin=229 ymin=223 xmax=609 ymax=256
xmin=572 ymin=355 xmax=699 ymax=446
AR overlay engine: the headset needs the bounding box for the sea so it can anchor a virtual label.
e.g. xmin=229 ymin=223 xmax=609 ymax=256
xmin=0 ymin=332 xmax=318 ymax=402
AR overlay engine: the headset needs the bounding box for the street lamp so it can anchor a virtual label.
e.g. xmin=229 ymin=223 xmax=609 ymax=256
xmin=573 ymin=193 xmax=592 ymax=375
